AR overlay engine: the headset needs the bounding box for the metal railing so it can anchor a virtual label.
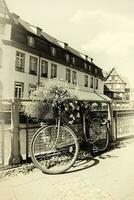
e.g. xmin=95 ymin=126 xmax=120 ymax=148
xmin=0 ymin=98 xmax=134 ymax=166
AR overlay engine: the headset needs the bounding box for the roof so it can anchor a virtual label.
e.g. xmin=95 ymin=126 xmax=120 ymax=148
xmin=11 ymin=13 xmax=99 ymax=64
xmin=68 ymin=87 xmax=111 ymax=102
xmin=106 ymin=67 xmax=126 ymax=84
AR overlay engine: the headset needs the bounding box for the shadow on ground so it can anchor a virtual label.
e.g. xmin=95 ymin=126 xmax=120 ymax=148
xmin=63 ymin=152 xmax=100 ymax=174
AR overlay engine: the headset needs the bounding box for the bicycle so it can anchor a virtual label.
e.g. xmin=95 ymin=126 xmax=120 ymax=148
xmin=30 ymin=90 xmax=110 ymax=174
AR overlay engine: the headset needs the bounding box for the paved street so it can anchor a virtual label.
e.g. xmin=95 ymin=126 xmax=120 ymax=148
xmin=0 ymin=138 xmax=134 ymax=200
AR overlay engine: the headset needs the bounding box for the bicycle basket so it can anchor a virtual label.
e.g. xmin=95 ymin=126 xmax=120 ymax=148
xmin=38 ymin=103 xmax=54 ymax=122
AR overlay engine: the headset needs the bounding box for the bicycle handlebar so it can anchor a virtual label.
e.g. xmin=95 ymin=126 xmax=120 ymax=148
xmin=52 ymin=90 xmax=67 ymax=106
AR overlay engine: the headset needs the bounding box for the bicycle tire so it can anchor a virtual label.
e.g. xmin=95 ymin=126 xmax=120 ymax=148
xmin=89 ymin=118 xmax=109 ymax=152
xmin=31 ymin=124 xmax=79 ymax=174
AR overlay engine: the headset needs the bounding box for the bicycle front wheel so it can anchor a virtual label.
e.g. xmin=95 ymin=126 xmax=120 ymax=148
xmin=89 ymin=118 xmax=109 ymax=152
xmin=31 ymin=124 xmax=79 ymax=174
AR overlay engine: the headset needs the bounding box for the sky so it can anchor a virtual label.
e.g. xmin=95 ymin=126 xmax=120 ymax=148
xmin=5 ymin=0 xmax=134 ymax=86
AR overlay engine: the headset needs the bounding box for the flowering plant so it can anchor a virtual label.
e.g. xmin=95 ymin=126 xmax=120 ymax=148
xmin=22 ymin=79 xmax=79 ymax=121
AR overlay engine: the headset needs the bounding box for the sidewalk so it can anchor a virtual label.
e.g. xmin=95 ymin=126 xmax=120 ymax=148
xmin=0 ymin=138 xmax=134 ymax=200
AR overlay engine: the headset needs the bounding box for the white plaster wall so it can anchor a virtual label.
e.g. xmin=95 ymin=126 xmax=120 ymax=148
xmin=1 ymin=44 xmax=104 ymax=99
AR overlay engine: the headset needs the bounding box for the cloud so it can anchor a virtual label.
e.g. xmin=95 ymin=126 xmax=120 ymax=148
xmin=82 ymin=32 xmax=134 ymax=56
xmin=70 ymin=10 xmax=134 ymax=57
xmin=70 ymin=10 xmax=133 ymax=30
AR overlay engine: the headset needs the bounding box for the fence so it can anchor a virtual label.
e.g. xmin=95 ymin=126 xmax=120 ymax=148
xmin=19 ymin=123 xmax=40 ymax=162
xmin=1 ymin=98 xmax=134 ymax=167
xmin=19 ymin=99 xmax=111 ymax=161
xmin=112 ymin=110 xmax=134 ymax=140
xmin=0 ymin=99 xmax=12 ymax=167
xmin=111 ymin=100 xmax=134 ymax=140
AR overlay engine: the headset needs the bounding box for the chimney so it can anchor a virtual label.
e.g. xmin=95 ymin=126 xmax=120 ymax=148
xmin=91 ymin=58 xmax=93 ymax=63
xmin=85 ymin=55 xmax=88 ymax=60
xmin=37 ymin=27 xmax=42 ymax=37
xmin=12 ymin=13 xmax=20 ymax=19
xmin=64 ymin=43 xmax=68 ymax=50
xmin=11 ymin=13 xmax=20 ymax=24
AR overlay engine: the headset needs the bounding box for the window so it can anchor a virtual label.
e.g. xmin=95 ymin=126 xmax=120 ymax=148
xmin=29 ymin=56 xmax=38 ymax=75
xmin=89 ymin=65 xmax=91 ymax=72
xmin=28 ymin=84 xmax=36 ymax=97
xmin=0 ymin=48 xmax=2 ymax=68
xmin=84 ymin=75 xmax=88 ymax=87
xmin=65 ymin=54 xmax=70 ymax=62
xmin=113 ymin=93 xmax=117 ymax=98
xmin=0 ymin=3 xmax=6 ymax=18
xmin=95 ymin=79 xmax=98 ymax=90
xmin=41 ymin=60 xmax=48 ymax=78
xmin=14 ymin=82 xmax=24 ymax=98
xmin=15 ymin=51 xmax=25 ymax=72
xmin=90 ymin=77 xmax=93 ymax=88
xmin=66 ymin=68 xmax=71 ymax=83
xmin=112 ymin=76 xmax=115 ymax=81
xmin=84 ymin=63 xmax=88 ymax=70
xmin=72 ymin=71 xmax=77 ymax=84
xmin=51 ymin=63 xmax=57 ymax=78
xmin=95 ymin=68 xmax=97 ymax=74
xmin=51 ymin=47 xmax=56 ymax=56
xmin=72 ymin=57 xmax=75 ymax=65
xmin=27 ymin=36 xmax=35 ymax=47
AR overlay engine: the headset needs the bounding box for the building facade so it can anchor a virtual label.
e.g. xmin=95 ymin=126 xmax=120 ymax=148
xmin=104 ymin=68 xmax=128 ymax=100
xmin=0 ymin=0 xmax=107 ymax=101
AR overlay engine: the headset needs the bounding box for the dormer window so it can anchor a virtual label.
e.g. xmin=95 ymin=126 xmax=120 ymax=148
xmin=95 ymin=68 xmax=98 ymax=74
xmin=51 ymin=47 xmax=56 ymax=56
xmin=84 ymin=63 xmax=87 ymax=70
xmin=27 ymin=36 xmax=35 ymax=47
xmin=72 ymin=57 xmax=75 ymax=65
xmin=65 ymin=54 xmax=70 ymax=62
xmin=89 ymin=65 xmax=91 ymax=72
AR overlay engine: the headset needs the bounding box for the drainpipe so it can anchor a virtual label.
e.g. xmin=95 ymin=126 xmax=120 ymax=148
xmin=37 ymin=56 xmax=41 ymax=87
xmin=36 ymin=27 xmax=42 ymax=87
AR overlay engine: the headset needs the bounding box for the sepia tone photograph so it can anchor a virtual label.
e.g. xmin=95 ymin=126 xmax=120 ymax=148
xmin=0 ymin=0 xmax=134 ymax=199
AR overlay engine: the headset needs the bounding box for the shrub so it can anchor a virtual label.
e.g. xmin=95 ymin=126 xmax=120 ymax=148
xmin=22 ymin=79 xmax=78 ymax=121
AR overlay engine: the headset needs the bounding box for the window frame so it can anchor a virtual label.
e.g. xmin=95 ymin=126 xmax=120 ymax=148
xmin=90 ymin=77 xmax=94 ymax=88
xmin=89 ymin=65 xmax=91 ymax=72
xmin=95 ymin=68 xmax=98 ymax=74
xmin=27 ymin=36 xmax=35 ymax=47
xmin=95 ymin=79 xmax=98 ymax=90
xmin=51 ymin=47 xmax=56 ymax=56
xmin=66 ymin=68 xmax=71 ymax=83
xmin=41 ymin=60 xmax=48 ymax=78
xmin=72 ymin=56 xmax=75 ymax=65
xmin=84 ymin=75 xmax=88 ymax=87
xmin=14 ymin=82 xmax=24 ymax=98
xmin=65 ymin=53 xmax=70 ymax=62
xmin=28 ymin=84 xmax=36 ymax=97
xmin=51 ymin=63 xmax=57 ymax=79
xmin=15 ymin=51 xmax=25 ymax=72
xmin=29 ymin=56 xmax=38 ymax=75
xmin=72 ymin=70 xmax=77 ymax=85
xmin=84 ymin=62 xmax=88 ymax=70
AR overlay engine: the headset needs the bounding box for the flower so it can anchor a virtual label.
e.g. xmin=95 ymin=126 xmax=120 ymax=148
xmin=22 ymin=79 xmax=78 ymax=121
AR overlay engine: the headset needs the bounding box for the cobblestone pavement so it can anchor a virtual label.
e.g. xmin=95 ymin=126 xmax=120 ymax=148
xmin=1 ymin=138 xmax=134 ymax=200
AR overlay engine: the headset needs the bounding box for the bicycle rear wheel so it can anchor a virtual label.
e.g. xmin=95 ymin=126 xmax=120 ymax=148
xmin=89 ymin=118 xmax=109 ymax=152
xmin=31 ymin=124 xmax=79 ymax=174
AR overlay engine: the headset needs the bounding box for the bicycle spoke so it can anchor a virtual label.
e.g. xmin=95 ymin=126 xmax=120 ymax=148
xmin=31 ymin=125 xmax=79 ymax=174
